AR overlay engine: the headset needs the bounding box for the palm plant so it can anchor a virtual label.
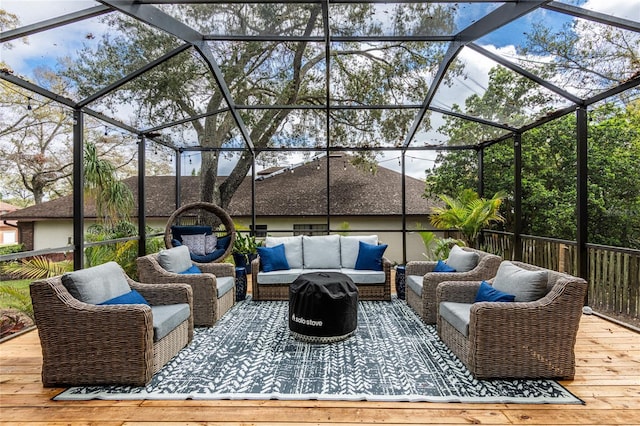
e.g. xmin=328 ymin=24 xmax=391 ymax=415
xmin=430 ymin=189 xmax=507 ymax=248
xmin=84 ymin=142 xmax=134 ymax=226
xmin=415 ymin=223 xmax=465 ymax=260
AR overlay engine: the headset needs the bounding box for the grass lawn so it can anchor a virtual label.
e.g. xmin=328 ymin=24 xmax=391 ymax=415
xmin=0 ymin=279 xmax=31 ymax=309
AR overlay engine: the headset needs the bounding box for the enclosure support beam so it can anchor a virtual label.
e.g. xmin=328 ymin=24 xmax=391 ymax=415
xmin=513 ymin=133 xmax=523 ymax=261
xmin=401 ymin=151 xmax=407 ymax=265
xmin=576 ymin=107 xmax=589 ymax=282
xmin=175 ymin=149 xmax=182 ymax=209
xmin=477 ymin=147 xmax=485 ymax=198
xmin=72 ymin=109 xmax=85 ymax=270
xmin=138 ymin=136 xmax=147 ymax=257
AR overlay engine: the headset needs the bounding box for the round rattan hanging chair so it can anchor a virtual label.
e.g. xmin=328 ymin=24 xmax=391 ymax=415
xmin=164 ymin=202 xmax=236 ymax=263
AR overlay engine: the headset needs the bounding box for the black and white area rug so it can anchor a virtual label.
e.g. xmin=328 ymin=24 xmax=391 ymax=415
xmin=55 ymin=297 xmax=583 ymax=403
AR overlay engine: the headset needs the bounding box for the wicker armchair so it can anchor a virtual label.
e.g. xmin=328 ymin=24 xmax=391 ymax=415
xmin=405 ymin=247 xmax=501 ymax=324
xmin=30 ymin=267 xmax=193 ymax=387
xmin=436 ymin=261 xmax=587 ymax=379
xmin=137 ymin=253 xmax=235 ymax=326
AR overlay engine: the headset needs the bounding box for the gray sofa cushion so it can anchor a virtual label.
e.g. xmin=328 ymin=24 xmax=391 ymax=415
xmin=340 ymin=235 xmax=378 ymax=268
xmin=446 ymin=245 xmax=479 ymax=272
xmin=493 ymin=261 xmax=548 ymax=302
xmin=339 ymin=268 xmax=385 ymax=284
xmin=265 ymin=236 xmax=303 ymax=268
xmin=61 ymin=261 xmax=130 ymax=304
xmin=406 ymin=275 xmax=424 ymax=297
xmin=216 ymin=276 xmax=235 ymax=298
xmin=151 ymin=303 xmax=190 ymax=341
xmin=303 ymin=235 xmax=341 ymax=269
xmin=439 ymin=302 xmax=472 ymax=337
xmin=157 ymin=245 xmax=192 ymax=273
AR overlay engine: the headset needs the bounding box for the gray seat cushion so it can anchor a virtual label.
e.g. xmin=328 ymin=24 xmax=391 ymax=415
xmin=216 ymin=276 xmax=235 ymax=298
xmin=151 ymin=303 xmax=190 ymax=341
xmin=439 ymin=302 xmax=472 ymax=337
xmin=406 ymin=275 xmax=424 ymax=297
xmin=61 ymin=261 xmax=130 ymax=304
xmin=446 ymin=246 xmax=479 ymax=272
xmin=493 ymin=261 xmax=548 ymax=302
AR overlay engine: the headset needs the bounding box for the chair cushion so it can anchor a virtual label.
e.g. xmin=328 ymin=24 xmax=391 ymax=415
xmin=354 ymin=241 xmax=387 ymax=271
xmin=339 ymin=268 xmax=386 ymax=284
xmin=340 ymin=235 xmax=378 ymax=268
xmin=181 ymin=233 xmax=207 ymax=256
xmin=216 ymin=235 xmax=232 ymax=250
xmin=216 ymin=276 xmax=235 ymax=298
xmin=406 ymin=275 xmax=423 ymax=297
xmin=446 ymin=246 xmax=479 ymax=272
xmin=474 ymin=280 xmax=515 ymax=302
xmin=439 ymin=302 xmax=472 ymax=337
xmin=99 ymin=289 xmax=149 ymax=305
xmin=61 ymin=261 xmax=130 ymax=304
xmin=493 ymin=261 xmax=548 ymax=302
xmin=157 ymin=246 xmax=193 ymax=273
xmin=205 ymin=234 xmax=218 ymax=253
xmin=171 ymin=225 xmax=212 ymax=242
xmin=179 ymin=264 xmax=202 ymax=274
xmin=434 ymin=260 xmax=456 ymax=272
xmin=257 ymin=268 xmax=308 ymax=284
xmin=151 ymin=303 xmax=190 ymax=342
xmin=265 ymin=236 xmax=303 ymax=268
xmin=257 ymin=244 xmax=290 ymax=272
xmin=303 ymin=235 xmax=341 ymax=269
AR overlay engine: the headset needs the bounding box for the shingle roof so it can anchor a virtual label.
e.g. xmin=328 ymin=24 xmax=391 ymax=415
xmin=1 ymin=155 xmax=434 ymax=220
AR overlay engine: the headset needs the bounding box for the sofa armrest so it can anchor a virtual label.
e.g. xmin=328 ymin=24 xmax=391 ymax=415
xmin=198 ymin=261 xmax=235 ymax=277
xmin=405 ymin=260 xmax=436 ymax=276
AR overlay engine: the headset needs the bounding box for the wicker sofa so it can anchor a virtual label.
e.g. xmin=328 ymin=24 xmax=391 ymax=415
xmin=251 ymin=234 xmax=391 ymax=301
xmin=436 ymin=261 xmax=587 ymax=379
xmin=30 ymin=262 xmax=193 ymax=387
xmin=405 ymin=246 xmax=502 ymax=324
xmin=137 ymin=246 xmax=236 ymax=327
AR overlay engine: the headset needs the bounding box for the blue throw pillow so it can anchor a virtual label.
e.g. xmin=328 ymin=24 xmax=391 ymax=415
xmin=179 ymin=264 xmax=202 ymax=274
xmin=354 ymin=241 xmax=388 ymax=271
xmin=474 ymin=281 xmax=515 ymax=303
xmin=99 ymin=290 xmax=149 ymax=306
xmin=257 ymin=244 xmax=290 ymax=272
xmin=216 ymin=235 xmax=232 ymax=250
xmin=434 ymin=260 xmax=456 ymax=272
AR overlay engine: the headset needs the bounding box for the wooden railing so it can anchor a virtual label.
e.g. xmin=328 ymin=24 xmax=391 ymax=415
xmin=482 ymin=230 xmax=639 ymax=320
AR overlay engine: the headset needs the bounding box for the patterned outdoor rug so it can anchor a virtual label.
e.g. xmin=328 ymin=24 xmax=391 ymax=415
xmin=55 ymin=297 xmax=583 ymax=403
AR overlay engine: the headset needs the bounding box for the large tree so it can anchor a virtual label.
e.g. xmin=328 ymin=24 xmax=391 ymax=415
xmin=63 ymin=3 xmax=460 ymax=208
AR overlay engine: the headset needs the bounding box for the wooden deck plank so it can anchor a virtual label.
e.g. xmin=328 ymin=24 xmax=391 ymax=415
xmin=1 ymin=312 xmax=639 ymax=425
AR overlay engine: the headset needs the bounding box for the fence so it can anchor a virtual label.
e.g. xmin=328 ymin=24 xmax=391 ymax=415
xmin=482 ymin=230 xmax=639 ymax=320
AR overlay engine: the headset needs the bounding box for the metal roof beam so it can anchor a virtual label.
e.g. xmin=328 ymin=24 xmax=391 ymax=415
xmin=202 ymin=35 xmax=456 ymax=42
xmin=429 ymin=106 xmax=517 ymax=132
xmin=78 ymin=43 xmax=192 ymax=108
xmin=0 ymin=5 xmax=112 ymax=43
xmin=0 ymin=72 xmax=76 ymax=108
xmin=143 ymin=107 xmax=231 ymax=133
xmin=544 ymin=2 xmax=640 ymax=33
xmin=97 ymin=0 xmax=255 ymax=153
xmin=456 ymin=0 xmax=551 ymax=43
xmin=468 ymin=43 xmax=584 ymax=105
xmin=402 ymin=41 xmax=463 ymax=149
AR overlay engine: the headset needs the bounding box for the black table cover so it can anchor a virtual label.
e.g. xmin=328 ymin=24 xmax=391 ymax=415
xmin=289 ymin=272 xmax=358 ymax=343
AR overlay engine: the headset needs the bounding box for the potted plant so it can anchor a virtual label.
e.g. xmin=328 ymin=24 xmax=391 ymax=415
xmin=233 ymin=233 xmax=261 ymax=273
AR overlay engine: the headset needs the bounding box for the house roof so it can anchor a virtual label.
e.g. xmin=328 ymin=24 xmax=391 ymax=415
xmin=1 ymin=155 xmax=434 ymax=221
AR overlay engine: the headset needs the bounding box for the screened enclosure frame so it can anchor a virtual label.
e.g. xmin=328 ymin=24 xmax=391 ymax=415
xmin=1 ymin=0 xmax=639 ymax=275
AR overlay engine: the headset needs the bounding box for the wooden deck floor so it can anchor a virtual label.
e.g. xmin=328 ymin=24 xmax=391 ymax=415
xmin=2 ymin=312 xmax=639 ymax=425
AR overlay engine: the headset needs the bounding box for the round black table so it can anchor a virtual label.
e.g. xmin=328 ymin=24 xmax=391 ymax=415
xmin=289 ymin=272 xmax=359 ymax=343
